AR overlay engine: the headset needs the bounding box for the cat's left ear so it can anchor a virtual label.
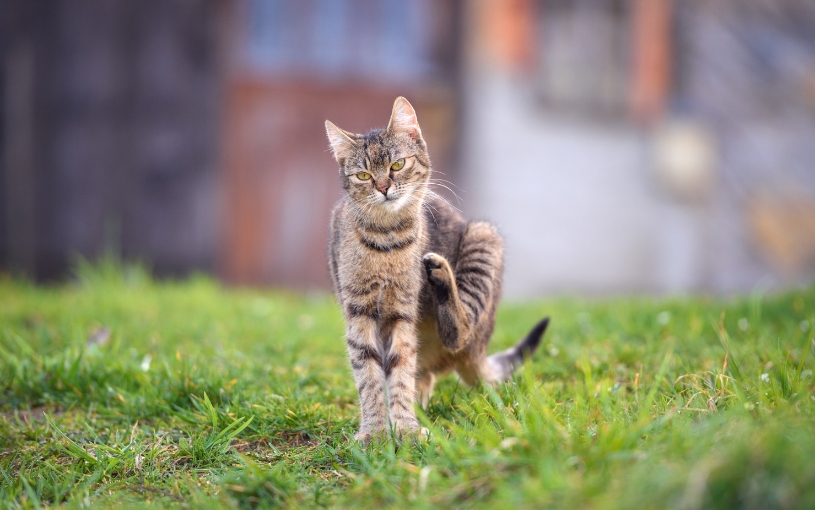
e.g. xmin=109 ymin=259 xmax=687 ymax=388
xmin=325 ymin=120 xmax=358 ymax=164
xmin=386 ymin=96 xmax=423 ymax=140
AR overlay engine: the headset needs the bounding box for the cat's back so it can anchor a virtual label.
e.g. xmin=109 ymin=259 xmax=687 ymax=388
xmin=424 ymin=195 xmax=467 ymax=265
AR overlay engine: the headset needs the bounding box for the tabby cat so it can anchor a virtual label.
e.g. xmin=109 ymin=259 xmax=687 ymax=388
xmin=325 ymin=97 xmax=549 ymax=442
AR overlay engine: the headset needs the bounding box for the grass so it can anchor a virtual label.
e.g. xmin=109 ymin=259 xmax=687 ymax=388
xmin=1 ymin=260 xmax=814 ymax=509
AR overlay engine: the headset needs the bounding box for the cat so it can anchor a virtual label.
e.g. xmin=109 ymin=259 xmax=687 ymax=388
xmin=325 ymin=97 xmax=549 ymax=443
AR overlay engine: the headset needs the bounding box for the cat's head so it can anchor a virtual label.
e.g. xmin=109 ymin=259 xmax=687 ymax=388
xmin=325 ymin=97 xmax=430 ymax=214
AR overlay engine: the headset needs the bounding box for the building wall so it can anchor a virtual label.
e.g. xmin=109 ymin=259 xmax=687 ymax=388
xmin=461 ymin=74 xmax=713 ymax=297
xmin=0 ymin=0 xmax=226 ymax=279
xmin=218 ymin=0 xmax=463 ymax=289
xmin=3 ymin=0 xmax=812 ymax=296
xmin=460 ymin=0 xmax=815 ymax=297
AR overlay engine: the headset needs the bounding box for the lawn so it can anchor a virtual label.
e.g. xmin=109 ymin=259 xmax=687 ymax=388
xmin=1 ymin=261 xmax=814 ymax=509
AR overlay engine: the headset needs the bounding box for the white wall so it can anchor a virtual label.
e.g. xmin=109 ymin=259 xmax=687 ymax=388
xmin=459 ymin=75 xmax=715 ymax=298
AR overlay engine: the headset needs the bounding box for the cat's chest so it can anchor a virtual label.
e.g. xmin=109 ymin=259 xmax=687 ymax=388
xmin=341 ymin=243 xmax=422 ymax=280
xmin=337 ymin=233 xmax=424 ymax=302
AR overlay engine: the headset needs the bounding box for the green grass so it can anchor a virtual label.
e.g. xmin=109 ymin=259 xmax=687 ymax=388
xmin=1 ymin=261 xmax=814 ymax=509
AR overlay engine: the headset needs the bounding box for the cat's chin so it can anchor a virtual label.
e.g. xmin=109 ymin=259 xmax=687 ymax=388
xmin=376 ymin=194 xmax=410 ymax=213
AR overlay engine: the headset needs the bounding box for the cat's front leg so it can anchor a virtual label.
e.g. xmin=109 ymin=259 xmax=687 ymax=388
xmin=346 ymin=316 xmax=387 ymax=443
xmin=385 ymin=318 xmax=422 ymax=437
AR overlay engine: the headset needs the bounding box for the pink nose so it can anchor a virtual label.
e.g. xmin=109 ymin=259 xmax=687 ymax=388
xmin=377 ymin=184 xmax=389 ymax=195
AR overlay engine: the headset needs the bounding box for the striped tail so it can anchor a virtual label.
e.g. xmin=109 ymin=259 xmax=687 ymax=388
xmin=486 ymin=317 xmax=550 ymax=382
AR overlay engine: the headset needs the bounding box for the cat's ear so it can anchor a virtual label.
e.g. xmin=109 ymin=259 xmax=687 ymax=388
xmin=386 ymin=96 xmax=422 ymax=140
xmin=325 ymin=120 xmax=357 ymax=163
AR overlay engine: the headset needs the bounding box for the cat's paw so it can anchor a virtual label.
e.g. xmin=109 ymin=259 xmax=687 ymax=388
xmin=354 ymin=432 xmax=372 ymax=444
xmin=394 ymin=424 xmax=430 ymax=445
xmin=392 ymin=418 xmax=422 ymax=439
xmin=422 ymin=252 xmax=453 ymax=288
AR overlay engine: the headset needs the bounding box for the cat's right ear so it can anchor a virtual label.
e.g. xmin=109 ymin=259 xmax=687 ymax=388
xmin=325 ymin=120 xmax=357 ymax=164
xmin=386 ymin=96 xmax=422 ymax=140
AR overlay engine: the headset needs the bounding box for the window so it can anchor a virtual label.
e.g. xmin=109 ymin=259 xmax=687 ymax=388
xmin=535 ymin=0 xmax=631 ymax=118
xmin=246 ymin=0 xmax=433 ymax=83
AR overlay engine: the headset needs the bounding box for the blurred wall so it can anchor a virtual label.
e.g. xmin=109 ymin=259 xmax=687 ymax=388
xmin=460 ymin=0 xmax=815 ymax=297
xmin=0 ymin=0 xmax=226 ymax=279
xmin=2 ymin=0 xmax=814 ymax=297
xmin=218 ymin=0 xmax=463 ymax=289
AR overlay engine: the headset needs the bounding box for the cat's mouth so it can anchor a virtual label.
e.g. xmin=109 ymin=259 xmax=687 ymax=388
xmin=375 ymin=191 xmax=408 ymax=211
xmin=376 ymin=190 xmax=398 ymax=202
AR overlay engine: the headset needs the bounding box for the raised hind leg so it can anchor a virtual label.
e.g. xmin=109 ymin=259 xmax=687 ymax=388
xmin=423 ymin=221 xmax=503 ymax=353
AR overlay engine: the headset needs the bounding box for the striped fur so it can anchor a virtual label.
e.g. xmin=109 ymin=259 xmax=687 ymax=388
xmin=326 ymin=97 xmax=548 ymax=442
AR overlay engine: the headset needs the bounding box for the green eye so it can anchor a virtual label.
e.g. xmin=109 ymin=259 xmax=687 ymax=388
xmin=356 ymin=172 xmax=371 ymax=180
xmin=390 ymin=159 xmax=405 ymax=171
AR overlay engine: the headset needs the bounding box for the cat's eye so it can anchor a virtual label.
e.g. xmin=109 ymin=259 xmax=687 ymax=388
xmin=390 ymin=159 xmax=405 ymax=171
xmin=356 ymin=172 xmax=372 ymax=180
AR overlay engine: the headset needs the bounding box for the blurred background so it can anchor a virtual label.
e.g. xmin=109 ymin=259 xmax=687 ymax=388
xmin=1 ymin=0 xmax=814 ymax=298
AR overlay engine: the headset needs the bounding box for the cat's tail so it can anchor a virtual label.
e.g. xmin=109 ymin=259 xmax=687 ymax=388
xmin=485 ymin=317 xmax=550 ymax=382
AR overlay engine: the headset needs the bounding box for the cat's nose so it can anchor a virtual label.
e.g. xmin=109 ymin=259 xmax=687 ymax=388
xmin=376 ymin=183 xmax=390 ymax=196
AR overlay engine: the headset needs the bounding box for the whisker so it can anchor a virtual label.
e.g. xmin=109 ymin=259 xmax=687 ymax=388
xmin=424 ymin=189 xmax=462 ymax=213
xmin=346 ymin=179 xmax=463 ymax=228
xmin=399 ymin=188 xmax=439 ymax=227
xmin=425 ymin=182 xmax=463 ymax=206
xmin=421 ymin=201 xmax=439 ymax=227
xmin=397 ymin=181 xmax=462 ymax=213
xmin=429 ymin=178 xmax=465 ymax=192
xmin=428 ymin=194 xmax=462 ymax=211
